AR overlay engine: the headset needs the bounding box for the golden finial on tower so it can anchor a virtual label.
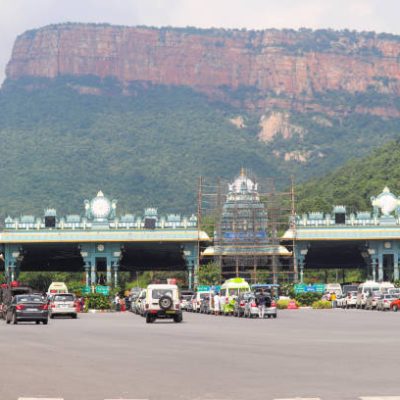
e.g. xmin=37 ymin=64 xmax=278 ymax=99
xmin=240 ymin=167 xmax=245 ymax=176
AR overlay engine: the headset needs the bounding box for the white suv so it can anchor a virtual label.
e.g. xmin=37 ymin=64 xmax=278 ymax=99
xmin=144 ymin=284 xmax=183 ymax=323
xmin=49 ymin=293 xmax=77 ymax=319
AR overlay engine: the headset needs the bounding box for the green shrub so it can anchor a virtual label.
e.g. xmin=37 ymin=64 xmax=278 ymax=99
xmin=280 ymin=283 xmax=295 ymax=298
xmin=312 ymin=300 xmax=332 ymax=309
xmin=276 ymin=299 xmax=299 ymax=309
xmin=295 ymin=292 xmax=322 ymax=306
xmin=84 ymin=293 xmax=111 ymax=311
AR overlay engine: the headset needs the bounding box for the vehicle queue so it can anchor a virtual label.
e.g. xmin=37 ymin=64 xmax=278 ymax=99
xmin=334 ymin=280 xmax=400 ymax=311
xmin=2 ymin=278 xmax=400 ymax=326
xmin=129 ymin=277 xmax=279 ymax=321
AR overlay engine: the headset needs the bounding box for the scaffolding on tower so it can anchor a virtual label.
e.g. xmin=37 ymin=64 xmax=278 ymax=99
xmin=198 ymin=169 xmax=296 ymax=284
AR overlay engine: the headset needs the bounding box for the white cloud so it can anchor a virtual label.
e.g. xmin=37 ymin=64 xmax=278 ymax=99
xmin=0 ymin=0 xmax=400 ymax=83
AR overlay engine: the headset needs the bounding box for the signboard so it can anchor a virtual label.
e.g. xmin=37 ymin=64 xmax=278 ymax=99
xmin=294 ymin=284 xmax=326 ymax=294
xmin=197 ymin=285 xmax=210 ymax=292
xmin=95 ymin=285 xmax=110 ymax=295
xmin=82 ymin=286 xmax=91 ymax=295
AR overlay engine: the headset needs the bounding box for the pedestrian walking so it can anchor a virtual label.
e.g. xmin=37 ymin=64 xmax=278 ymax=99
xmin=114 ymin=294 xmax=120 ymax=311
xmin=213 ymin=292 xmax=220 ymax=316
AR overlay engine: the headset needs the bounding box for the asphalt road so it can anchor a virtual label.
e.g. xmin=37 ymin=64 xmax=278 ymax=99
xmin=0 ymin=309 xmax=399 ymax=400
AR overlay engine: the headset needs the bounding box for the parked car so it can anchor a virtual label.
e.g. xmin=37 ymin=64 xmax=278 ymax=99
xmin=390 ymin=298 xmax=400 ymax=312
xmin=336 ymin=294 xmax=347 ymax=308
xmin=144 ymin=284 xmax=182 ymax=323
xmin=264 ymin=296 xmax=277 ymax=319
xmin=129 ymin=294 xmax=139 ymax=312
xmin=138 ymin=289 xmax=147 ymax=316
xmin=356 ymin=281 xmax=381 ymax=309
xmin=244 ymin=295 xmax=259 ymax=318
xmin=376 ymin=294 xmax=397 ymax=311
xmin=192 ymin=291 xmax=213 ymax=313
xmin=199 ymin=294 xmax=212 ymax=314
xmin=344 ymin=291 xmax=358 ymax=309
xmin=132 ymin=289 xmax=146 ymax=315
xmin=48 ymin=293 xmax=77 ymax=319
xmin=6 ymin=294 xmax=49 ymax=325
xmin=365 ymin=292 xmax=383 ymax=310
xmin=186 ymin=294 xmax=196 ymax=312
xmin=180 ymin=290 xmax=195 ymax=311
xmin=233 ymin=292 xmax=253 ymax=317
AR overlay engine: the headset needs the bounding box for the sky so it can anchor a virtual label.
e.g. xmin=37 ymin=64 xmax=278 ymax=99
xmin=1 ymin=0 xmax=400 ymax=83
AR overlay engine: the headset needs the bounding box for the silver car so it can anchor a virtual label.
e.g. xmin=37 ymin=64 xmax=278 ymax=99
xmin=376 ymin=294 xmax=398 ymax=311
xmin=49 ymin=293 xmax=77 ymax=319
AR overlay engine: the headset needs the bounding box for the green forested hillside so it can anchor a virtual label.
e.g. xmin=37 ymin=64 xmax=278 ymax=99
xmin=296 ymin=139 xmax=400 ymax=213
xmin=0 ymin=77 xmax=400 ymax=217
xmin=0 ymin=78 xmax=284 ymax=216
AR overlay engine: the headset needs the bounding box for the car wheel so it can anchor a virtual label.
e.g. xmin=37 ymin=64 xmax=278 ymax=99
xmin=36 ymin=321 xmax=40 ymax=324
xmin=393 ymin=305 xmax=398 ymax=312
xmin=13 ymin=314 xmax=18 ymax=325
xmin=146 ymin=314 xmax=154 ymax=323
xmin=43 ymin=319 xmax=48 ymax=325
xmin=72 ymin=314 xmax=78 ymax=319
xmin=273 ymin=314 xmax=277 ymax=318
xmin=50 ymin=314 xmax=54 ymax=319
xmin=174 ymin=314 xmax=183 ymax=323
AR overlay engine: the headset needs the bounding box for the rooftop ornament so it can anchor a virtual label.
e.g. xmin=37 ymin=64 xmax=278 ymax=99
xmin=371 ymin=187 xmax=400 ymax=216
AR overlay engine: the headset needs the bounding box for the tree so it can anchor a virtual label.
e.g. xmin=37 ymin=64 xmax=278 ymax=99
xmin=198 ymin=262 xmax=221 ymax=285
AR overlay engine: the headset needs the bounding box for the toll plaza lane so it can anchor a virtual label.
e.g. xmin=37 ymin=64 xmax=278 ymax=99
xmin=1 ymin=310 xmax=400 ymax=400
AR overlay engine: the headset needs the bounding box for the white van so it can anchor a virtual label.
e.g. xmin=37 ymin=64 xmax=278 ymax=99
xmin=380 ymin=282 xmax=395 ymax=294
xmin=47 ymin=282 xmax=68 ymax=296
xmin=219 ymin=278 xmax=251 ymax=314
xmin=325 ymin=283 xmax=342 ymax=296
xmin=356 ymin=281 xmax=381 ymax=309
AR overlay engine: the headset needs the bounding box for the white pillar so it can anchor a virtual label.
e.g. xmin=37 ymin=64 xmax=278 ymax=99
xmin=107 ymin=262 xmax=112 ymax=285
xmin=378 ymin=255 xmax=383 ymax=282
xmin=91 ymin=263 xmax=96 ymax=286
xmin=394 ymin=255 xmax=399 ymax=281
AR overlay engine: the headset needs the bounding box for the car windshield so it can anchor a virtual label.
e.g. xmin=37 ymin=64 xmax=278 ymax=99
xmin=16 ymin=295 xmax=43 ymax=303
xmin=54 ymin=294 xmax=74 ymax=301
xmin=152 ymin=289 xmax=173 ymax=299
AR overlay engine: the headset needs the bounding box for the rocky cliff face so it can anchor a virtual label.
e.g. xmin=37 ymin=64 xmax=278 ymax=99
xmin=5 ymin=23 xmax=400 ymax=116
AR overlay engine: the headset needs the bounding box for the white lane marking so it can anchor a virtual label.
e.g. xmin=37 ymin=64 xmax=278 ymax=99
xmin=18 ymin=398 xmax=63 ymax=400
xmin=360 ymin=398 xmax=400 ymax=400
xmin=274 ymin=398 xmax=321 ymax=400
xmin=273 ymin=398 xmax=321 ymax=400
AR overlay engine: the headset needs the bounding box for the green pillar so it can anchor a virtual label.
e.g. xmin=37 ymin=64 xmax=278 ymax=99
xmin=4 ymin=244 xmax=22 ymax=283
xmin=182 ymin=243 xmax=197 ymax=289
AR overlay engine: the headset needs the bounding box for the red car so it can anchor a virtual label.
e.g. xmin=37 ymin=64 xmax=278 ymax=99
xmin=390 ymin=298 xmax=400 ymax=312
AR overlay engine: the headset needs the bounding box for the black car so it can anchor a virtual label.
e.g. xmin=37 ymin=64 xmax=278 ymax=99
xmin=1 ymin=285 xmax=33 ymax=319
xmin=6 ymin=294 xmax=49 ymax=325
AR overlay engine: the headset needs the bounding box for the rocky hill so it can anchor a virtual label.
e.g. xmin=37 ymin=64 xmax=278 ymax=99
xmin=6 ymin=23 xmax=400 ymax=118
xmin=1 ymin=24 xmax=400 ymax=215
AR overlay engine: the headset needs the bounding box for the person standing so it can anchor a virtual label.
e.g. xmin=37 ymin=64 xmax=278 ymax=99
xmin=213 ymin=292 xmax=220 ymax=316
xmin=257 ymin=290 xmax=267 ymax=319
